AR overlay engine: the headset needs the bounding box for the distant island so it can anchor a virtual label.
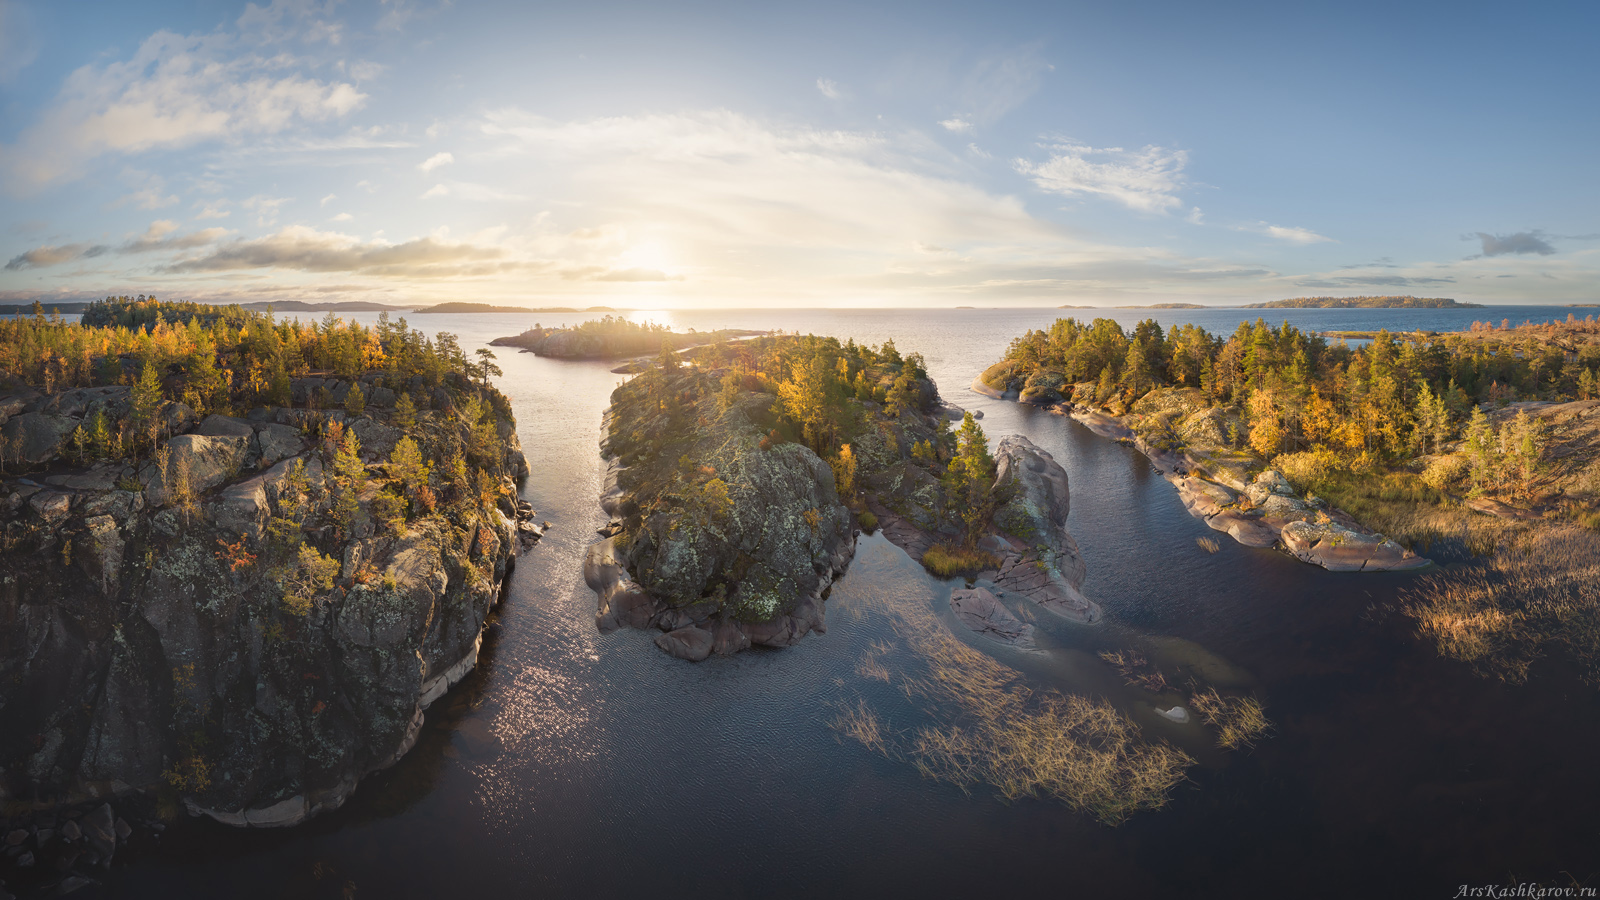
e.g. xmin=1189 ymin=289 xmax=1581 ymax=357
xmin=0 ymin=301 xmax=94 ymax=315
xmin=491 ymin=316 xmax=763 ymax=360
xmin=1240 ymin=296 xmax=1480 ymax=309
xmin=239 ymin=300 xmax=402 ymax=313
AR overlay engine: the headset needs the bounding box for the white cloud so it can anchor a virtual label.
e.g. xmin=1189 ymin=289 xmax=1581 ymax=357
xmin=161 ymin=225 xmax=506 ymax=278
xmin=330 ymin=212 xmax=353 ymax=222
xmin=421 ymin=183 xmax=449 ymax=199
xmin=939 ymin=117 xmax=974 ymax=133
xmin=816 ymin=78 xmax=841 ymax=100
xmin=1262 ymin=223 xmax=1334 ymax=244
xmin=0 ymin=27 xmax=366 ymax=189
xmin=1187 ymin=207 xmax=1205 ymax=225
xmin=418 ymin=151 xmax=454 ymax=172
xmin=244 ymin=194 xmax=291 ymax=225
xmin=1015 ymin=142 xmax=1189 ymax=214
xmin=966 ymin=143 xmax=992 ymax=160
xmin=195 ymin=202 xmax=232 ymax=220
xmin=320 ymin=193 xmax=337 ymax=206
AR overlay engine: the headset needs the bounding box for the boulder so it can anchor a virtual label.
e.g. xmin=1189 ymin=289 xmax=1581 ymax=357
xmin=990 ymin=435 xmax=1101 ymax=624
xmin=242 ymin=795 xmax=310 ymax=828
xmin=143 ymin=433 xmax=249 ymax=506
xmin=212 ymin=456 xmax=300 ymax=541
xmin=1156 ymin=705 xmax=1191 ymax=723
xmin=349 ymin=417 xmax=403 ymax=462
xmin=28 ymin=490 xmax=71 ymax=524
xmin=196 ymin=414 xmax=254 ymax=440
xmin=712 ymin=620 xmax=751 ymax=656
xmin=653 ymin=626 xmax=715 ymax=661
xmin=254 ymin=422 xmax=305 ymax=465
xmin=1 ymin=412 xmax=78 ymax=464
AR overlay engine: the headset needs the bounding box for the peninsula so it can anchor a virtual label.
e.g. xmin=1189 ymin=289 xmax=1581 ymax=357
xmin=0 ymin=297 xmax=539 ymax=851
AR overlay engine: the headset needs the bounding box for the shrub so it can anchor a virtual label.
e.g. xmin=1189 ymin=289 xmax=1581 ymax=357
xmin=858 ymin=509 xmax=878 ymax=533
xmin=1421 ymin=454 xmax=1470 ymax=491
xmin=921 ymin=543 xmax=1000 ymax=578
xmin=1274 ymin=447 xmax=1344 ymax=493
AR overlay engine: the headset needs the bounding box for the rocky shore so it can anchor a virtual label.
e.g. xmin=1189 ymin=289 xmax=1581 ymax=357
xmin=971 ymin=372 xmax=1426 ymax=572
xmin=0 ymin=371 xmax=537 ymax=854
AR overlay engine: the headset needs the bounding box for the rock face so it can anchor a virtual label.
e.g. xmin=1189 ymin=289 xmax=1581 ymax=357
xmin=985 ymin=435 xmax=1102 ymax=623
xmin=0 ymin=379 xmax=534 ymax=829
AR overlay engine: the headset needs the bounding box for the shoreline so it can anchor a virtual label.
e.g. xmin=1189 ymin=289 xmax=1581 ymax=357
xmin=973 ymin=375 xmax=1429 ymax=573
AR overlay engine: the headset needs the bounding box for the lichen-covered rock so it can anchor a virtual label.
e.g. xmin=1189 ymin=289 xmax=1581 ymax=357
xmin=142 ymin=433 xmax=249 ymax=506
xmin=990 ymin=435 xmax=1101 ymax=624
xmin=2 ymin=412 xmax=78 ymax=464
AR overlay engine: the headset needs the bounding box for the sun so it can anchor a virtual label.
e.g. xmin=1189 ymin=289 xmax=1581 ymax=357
xmin=618 ymin=240 xmax=673 ymax=273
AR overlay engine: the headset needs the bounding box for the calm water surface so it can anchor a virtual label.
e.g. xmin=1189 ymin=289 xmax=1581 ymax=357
xmin=101 ymin=307 xmax=1600 ymax=899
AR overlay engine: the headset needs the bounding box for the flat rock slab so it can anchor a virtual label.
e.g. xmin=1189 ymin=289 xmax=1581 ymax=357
xmin=1465 ymin=497 xmax=1543 ymax=522
xmin=1280 ymin=520 xmax=1429 ymax=572
xmin=1068 ymin=408 xmax=1135 ymax=440
xmin=950 ymin=588 xmax=1037 ymax=650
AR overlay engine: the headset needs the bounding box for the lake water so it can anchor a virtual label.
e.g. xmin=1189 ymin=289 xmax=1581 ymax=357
xmin=98 ymin=306 xmax=1600 ymax=899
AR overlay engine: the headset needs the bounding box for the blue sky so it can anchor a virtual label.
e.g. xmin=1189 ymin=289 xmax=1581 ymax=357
xmin=1 ymin=0 xmax=1595 ymax=307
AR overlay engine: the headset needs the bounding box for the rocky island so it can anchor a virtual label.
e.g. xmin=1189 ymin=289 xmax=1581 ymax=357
xmin=0 ymin=299 xmax=537 ymax=862
xmin=489 ymin=315 xmax=763 ymax=362
xmin=589 ymin=334 xmax=1100 ymax=661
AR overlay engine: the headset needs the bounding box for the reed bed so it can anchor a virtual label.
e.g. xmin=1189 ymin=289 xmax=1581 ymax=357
xmin=1188 ymin=688 xmax=1271 ymax=750
xmin=1195 ymin=536 xmax=1221 ymax=554
xmin=1403 ymin=526 xmax=1600 ymax=684
xmin=835 ymin=591 xmax=1192 ymax=825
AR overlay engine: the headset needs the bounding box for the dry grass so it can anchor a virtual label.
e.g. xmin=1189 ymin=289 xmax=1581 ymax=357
xmin=832 ymin=699 xmax=889 ymax=754
xmin=835 ymin=593 xmax=1193 ymax=825
xmin=921 ymin=543 xmax=1002 ymax=579
xmin=1403 ymin=526 xmax=1600 ymax=684
xmin=1196 ymin=536 xmax=1221 ymax=554
xmin=1189 ymin=688 xmax=1271 ymax=750
xmin=1098 ymin=650 xmax=1170 ymax=693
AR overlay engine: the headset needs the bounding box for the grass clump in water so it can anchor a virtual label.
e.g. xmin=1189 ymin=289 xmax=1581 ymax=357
xmin=1403 ymin=526 xmax=1600 ymax=684
xmin=835 ymin=591 xmax=1192 ymax=826
xmin=921 ymin=543 xmax=1000 ymax=579
xmin=1189 ymin=688 xmax=1271 ymax=750
xmin=1195 ymin=536 xmax=1220 ymax=554
xmin=857 ymin=509 xmax=879 ymax=533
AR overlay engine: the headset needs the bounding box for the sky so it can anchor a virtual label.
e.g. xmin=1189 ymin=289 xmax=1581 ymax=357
xmin=0 ymin=0 xmax=1596 ymax=309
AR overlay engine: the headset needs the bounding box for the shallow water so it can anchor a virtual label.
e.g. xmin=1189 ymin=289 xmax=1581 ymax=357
xmin=99 ymin=306 xmax=1600 ymax=899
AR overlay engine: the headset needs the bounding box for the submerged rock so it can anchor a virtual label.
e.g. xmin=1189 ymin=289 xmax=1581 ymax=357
xmin=949 ymin=588 xmax=1037 ymax=649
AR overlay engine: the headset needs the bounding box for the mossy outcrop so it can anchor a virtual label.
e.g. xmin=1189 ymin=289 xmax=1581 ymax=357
xmin=592 ymin=336 xmax=952 ymax=658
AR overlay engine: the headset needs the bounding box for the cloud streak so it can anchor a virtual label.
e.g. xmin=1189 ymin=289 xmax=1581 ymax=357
xmin=1470 ymin=230 xmax=1556 ymax=257
xmin=5 ymin=243 xmax=109 ymax=270
xmin=160 ymin=225 xmax=506 ymax=277
xmin=1015 ymin=142 xmax=1188 ymax=213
